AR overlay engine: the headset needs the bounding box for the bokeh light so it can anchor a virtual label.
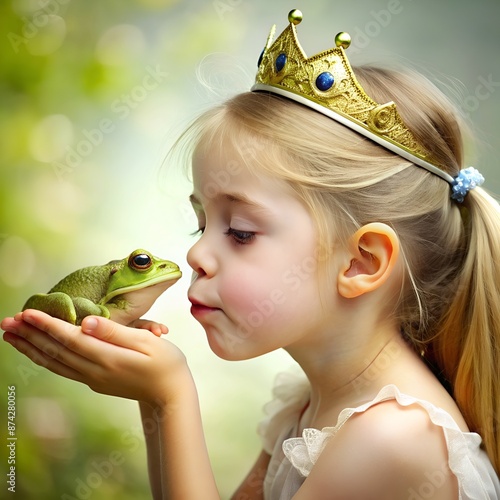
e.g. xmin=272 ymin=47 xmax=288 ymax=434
xmin=29 ymin=114 xmax=74 ymax=162
xmin=95 ymin=24 xmax=146 ymax=66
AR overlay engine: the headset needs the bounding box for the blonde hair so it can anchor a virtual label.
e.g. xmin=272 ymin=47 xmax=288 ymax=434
xmin=176 ymin=66 xmax=500 ymax=473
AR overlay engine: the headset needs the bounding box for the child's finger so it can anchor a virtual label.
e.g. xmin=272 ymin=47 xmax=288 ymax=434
xmin=3 ymin=315 xmax=104 ymax=375
xmin=3 ymin=330 xmax=87 ymax=383
xmin=12 ymin=311 xmax=114 ymax=364
xmin=19 ymin=310 xmax=148 ymax=355
xmin=131 ymin=319 xmax=169 ymax=337
xmin=17 ymin=309 xmax=83 ymax=351
xmin=80 ymin=315 xmax=159 ymax=353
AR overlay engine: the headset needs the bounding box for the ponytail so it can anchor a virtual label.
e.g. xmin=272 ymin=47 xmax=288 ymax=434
xmin=433 ymin=188 xmax=500 ymax=473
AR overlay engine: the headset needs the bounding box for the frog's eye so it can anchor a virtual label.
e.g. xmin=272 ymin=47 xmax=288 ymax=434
xmin=129 ymin=253 xmax=153 ymax=271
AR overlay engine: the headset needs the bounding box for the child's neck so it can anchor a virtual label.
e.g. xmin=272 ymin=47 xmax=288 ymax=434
xmin=286 ymin=321 xmax=416 ymax=416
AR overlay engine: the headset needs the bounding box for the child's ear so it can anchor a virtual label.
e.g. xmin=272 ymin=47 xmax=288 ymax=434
xmin=337 ymin=223 xmax=400 ymax=299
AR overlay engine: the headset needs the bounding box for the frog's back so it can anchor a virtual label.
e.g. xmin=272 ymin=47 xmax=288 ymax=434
xmin=49 ymin=264 xmax=115 ymax=304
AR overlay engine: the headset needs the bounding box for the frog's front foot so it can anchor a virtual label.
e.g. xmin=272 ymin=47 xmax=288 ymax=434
xmin=23 ymin=293 xmax=110 ymax=325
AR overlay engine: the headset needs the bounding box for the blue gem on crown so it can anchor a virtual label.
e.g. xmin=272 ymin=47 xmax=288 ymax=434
xmin=251 ymin=9 xmax=486 ymax=201
xmin=316 ymin=72 xmax=335 ymax=91
xmin=275 ymin=53 xmax=287 ymax=72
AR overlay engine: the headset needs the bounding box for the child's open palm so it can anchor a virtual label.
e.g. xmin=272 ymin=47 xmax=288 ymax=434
xmin=2 ymin=310 xmax=190 ymax=408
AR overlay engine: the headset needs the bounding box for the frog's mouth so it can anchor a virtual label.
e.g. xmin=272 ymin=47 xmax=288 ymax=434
xmin=100 ymin=270 xmax=182 ymax=305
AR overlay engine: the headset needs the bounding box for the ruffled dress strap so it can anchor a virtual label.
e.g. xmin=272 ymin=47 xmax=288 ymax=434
xmin=258 ymin=374 xmax=500 ymax=500
xmin=282 ymin=384 xmax=500 ymax=499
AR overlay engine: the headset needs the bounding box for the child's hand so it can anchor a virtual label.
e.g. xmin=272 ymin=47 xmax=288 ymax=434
xmin=1 ymin=310 xmax=190 ymax=407
xmin=128 ymin=318 xmax=169 ymax=337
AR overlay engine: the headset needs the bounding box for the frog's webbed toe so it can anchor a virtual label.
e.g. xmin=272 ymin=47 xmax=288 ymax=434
xmin=23 ymin=292 xmax=77 ymax=324
xmin=72 ymin=297 xmax=110 ymax=325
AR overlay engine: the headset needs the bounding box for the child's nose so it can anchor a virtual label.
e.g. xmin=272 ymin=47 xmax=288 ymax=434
xmin=186 ymin=234 xmax=217 ymax=278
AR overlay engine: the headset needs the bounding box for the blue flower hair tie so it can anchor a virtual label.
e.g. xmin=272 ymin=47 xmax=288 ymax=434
xmin=450 ymin=167 xmax=485 ymax=203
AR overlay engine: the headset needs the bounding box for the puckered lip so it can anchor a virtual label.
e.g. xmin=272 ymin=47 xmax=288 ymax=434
xmin=188 ymin=296 xmax=221 ymax=311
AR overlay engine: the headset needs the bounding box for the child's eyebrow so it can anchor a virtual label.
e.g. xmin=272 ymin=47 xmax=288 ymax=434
xmin=189 ymin=192 xmax=272 ymax=215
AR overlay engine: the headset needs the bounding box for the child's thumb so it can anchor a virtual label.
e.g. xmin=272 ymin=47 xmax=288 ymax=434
xmin=81 ymin=315 xmax=100 ymax=334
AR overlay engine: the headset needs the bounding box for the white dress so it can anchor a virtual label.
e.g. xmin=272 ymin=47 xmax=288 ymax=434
xmin=258 ymin=370 xmax=500 ymax=499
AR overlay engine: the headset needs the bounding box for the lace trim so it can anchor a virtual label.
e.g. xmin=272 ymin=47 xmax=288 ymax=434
xmin=281 ymin=384 xmax=494 ymax=499
xmin=257 ymin=369 xmax=309 ymax=455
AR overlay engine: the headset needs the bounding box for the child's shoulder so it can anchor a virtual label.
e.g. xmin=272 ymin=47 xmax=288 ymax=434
xmin=294 ymin=394 xmax=458 ymax=499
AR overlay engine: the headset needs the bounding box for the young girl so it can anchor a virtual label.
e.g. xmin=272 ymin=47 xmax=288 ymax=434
xmin=3 ymin=9 xmax=500 ymax=499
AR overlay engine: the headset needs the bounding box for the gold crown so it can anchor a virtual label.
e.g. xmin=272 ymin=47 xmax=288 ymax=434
xmin=252 ymin=9 xmax=454 ymax=183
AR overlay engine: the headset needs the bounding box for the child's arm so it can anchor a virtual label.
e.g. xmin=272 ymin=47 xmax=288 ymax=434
xmin=1 ymin=310 xmax=220 ymax=499
xmin=139 ymin=402 xmax=163 ymax=499
xmin=230 ymin=449 xmax=270 ymax=500
xmin=141 ymin=382 xmax=219 ymax=499
xmin=157 ymin=379 xmax=218 ymax=497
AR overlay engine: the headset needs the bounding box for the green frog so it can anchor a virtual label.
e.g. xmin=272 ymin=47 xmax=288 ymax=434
xmin=23 ymin=249 xmax=182 ymax=325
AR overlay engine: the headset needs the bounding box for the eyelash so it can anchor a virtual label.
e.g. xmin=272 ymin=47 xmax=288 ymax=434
xmin=190 ymin=227 xmax=256 ymax=245
xmin=225 ymin=227 xmax=256 ymax=245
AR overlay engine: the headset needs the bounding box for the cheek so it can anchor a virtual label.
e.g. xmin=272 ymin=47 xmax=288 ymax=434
xmin=221 ymin=267 xmax=277 ymax=318
xmin=220 ymin=261 xmax=322 ymax=330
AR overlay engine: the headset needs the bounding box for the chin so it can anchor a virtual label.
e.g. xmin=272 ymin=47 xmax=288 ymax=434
xmin=205 ymin=327 xmax=262 ymax=362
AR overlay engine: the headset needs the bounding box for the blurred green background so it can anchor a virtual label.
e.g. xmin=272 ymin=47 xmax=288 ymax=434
xmin=0 ymin=0 xmax=499 ymax=498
